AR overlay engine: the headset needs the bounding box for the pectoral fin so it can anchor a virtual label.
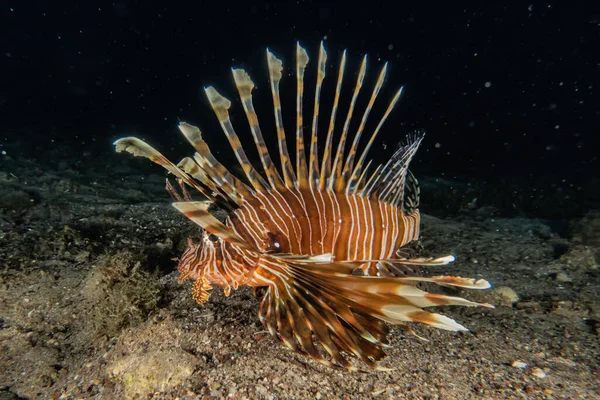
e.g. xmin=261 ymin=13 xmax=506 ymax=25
xmin=254 ymin=255 xmax=492 ymax=370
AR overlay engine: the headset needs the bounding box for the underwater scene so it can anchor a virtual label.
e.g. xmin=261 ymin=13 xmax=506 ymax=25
xmin=2 ymin=2 xmax=599 ymax=399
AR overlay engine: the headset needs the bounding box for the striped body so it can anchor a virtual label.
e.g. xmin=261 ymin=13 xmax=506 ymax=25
xmin=178 ymin=188 xmax=420 ymax=293
xmin=115 ymin=41 xmax=492 ymax=370
xmin=232 ymin=189 xmax=419 ymax=260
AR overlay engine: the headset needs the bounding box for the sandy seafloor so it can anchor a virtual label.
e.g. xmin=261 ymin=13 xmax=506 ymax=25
xmin=0 ymin=147 xmax=598 ymax=400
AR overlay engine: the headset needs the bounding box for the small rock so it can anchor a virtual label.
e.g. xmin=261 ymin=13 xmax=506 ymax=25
xmin=108 ymin=349 xmax=199 ymax=397
xmin=478 ymin=286 xmax=519 ymax=307
xmin=555 ymin=271 xmax=572 ymax=283
xmin=511 ymin=360 xmax=528 ymax=369
xmin=496 ymin=286 xmax=519 ymax=305
xmin=530 ymin=367 xmax=547 ymax=378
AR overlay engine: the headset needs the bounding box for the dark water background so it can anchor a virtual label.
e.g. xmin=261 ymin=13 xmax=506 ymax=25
xmin=2 ymin=0 xmax=599 ymax=217
xmin=1 ymin=3 xmax=600 ymax=397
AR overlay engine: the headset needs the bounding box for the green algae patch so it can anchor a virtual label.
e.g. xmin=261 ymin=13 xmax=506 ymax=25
xmin=83 ymin=251 xmax=161 ymax=338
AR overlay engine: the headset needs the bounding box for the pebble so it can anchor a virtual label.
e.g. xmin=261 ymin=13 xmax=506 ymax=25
xmin=555 ymin=271 xmax=572 ymax=283
xmin=511 ymin=360 xmax=528 ymax=369
xmin=491 ymin=286 xmax=520 ymax=306
xmin=530 ymin=367 xmax=547 ymax=378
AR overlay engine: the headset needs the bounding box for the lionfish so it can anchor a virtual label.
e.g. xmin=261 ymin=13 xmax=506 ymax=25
xmin=114 ymin=42 xmax=493 ymax=370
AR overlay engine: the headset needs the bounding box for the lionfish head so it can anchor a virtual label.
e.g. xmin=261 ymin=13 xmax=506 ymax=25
xmin=176 ymin=232 xmax=222 ymax=282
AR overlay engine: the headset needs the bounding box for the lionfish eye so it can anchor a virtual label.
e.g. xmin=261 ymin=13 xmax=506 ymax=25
xmin=208 ymin=234 xmax=219 ymax=242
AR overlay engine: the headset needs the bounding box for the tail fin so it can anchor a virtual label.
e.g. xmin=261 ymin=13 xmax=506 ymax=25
xmin=256 ymin=256 xmax=492 ymax=370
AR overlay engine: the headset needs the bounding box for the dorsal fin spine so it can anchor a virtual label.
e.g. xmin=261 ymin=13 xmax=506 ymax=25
xmin=360 ymin=163 xmax=383 ymax=198
xmin=267 ymin=49 xmax=297 ymax=189
xmin=342 ymin=63 xmax=388 ymax=193
xmin=114 ymin=136 xmax=221 ymax=203
xmin=347 ymin=86 xmax=403 ymax=194
xmin=172 ymin=201 xmax=253 ymax=249
xmin=295 ymin=42 xmax=310 ymax=188
xmin=204 ymin=86 xmax=267 ymax=196
xmin=308 ymin=41 xmax=327 ymax=188
xmin=330 ymin=55 xmax=367 ymax=192
xmin=379 ymin=133 xmax=424 ymax=204
xmin=319 ymin=49 xmax=347 ymax=191
xmin=176 ymin=156 xmax=236 ymax=208
xmin=231 ymin=68 xmax=285 ymax=191
xmin=177 ymin=122 xmax=248 ymax=205
xmin=351 ymin=158 xmax=373 ymax=194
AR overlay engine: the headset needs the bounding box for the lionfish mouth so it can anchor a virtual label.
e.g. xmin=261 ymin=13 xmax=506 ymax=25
xmin=114 ymin=41 xmax=493 ymax=371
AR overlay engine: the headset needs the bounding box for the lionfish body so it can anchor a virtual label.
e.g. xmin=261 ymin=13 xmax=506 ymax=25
xmin=115 ymin=42 xmax=492 ymax=370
